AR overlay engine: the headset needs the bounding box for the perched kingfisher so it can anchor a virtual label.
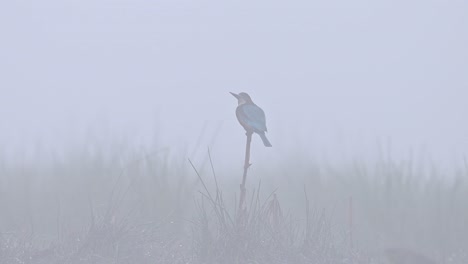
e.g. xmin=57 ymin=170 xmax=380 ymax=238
xmin=230 ymin=92 xmax=272 ymax=147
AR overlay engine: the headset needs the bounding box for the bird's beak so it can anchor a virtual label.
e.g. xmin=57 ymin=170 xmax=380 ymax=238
xmin=230 ymin=92 xmax=240 ymax=99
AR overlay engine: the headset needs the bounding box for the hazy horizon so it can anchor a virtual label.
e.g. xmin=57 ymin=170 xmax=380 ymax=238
xmin=1 ymin=2 xmax=468 ymax=262
xmin=1 ymin=0 xmax=467 ymax=169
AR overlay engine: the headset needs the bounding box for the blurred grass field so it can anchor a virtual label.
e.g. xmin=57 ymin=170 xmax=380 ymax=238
xmin=0 ymin=139 xmax=467 ymax=263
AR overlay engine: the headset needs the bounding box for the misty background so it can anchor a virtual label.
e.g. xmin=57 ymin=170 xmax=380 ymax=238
xmin=1 ymin=1 xmax=468 ymax=263
xmin=1 ymin=0 xmax=467 ymax=170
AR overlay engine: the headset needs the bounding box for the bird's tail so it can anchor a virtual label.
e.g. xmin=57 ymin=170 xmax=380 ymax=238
xmin=259 ymin=132 xmax=272 ymax=147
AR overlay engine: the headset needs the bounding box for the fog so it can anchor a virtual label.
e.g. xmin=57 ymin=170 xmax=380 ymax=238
xmin=1 ymin=0 xmax=467 ymax=164
xmin=0 ymin=0 xmax=467 ymax=263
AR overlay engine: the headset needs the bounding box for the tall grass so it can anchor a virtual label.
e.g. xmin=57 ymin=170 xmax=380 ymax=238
xmin=0 ymin=141 xmax=467 ymax=263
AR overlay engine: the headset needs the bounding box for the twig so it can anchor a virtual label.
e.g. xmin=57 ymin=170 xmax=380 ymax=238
xmin=207 ymin=148 xmax=220 ymax=200
xmin=238 ymin=131 xmax=253 ymax=216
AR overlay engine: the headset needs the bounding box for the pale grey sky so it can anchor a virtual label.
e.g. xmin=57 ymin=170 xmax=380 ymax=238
xmin=1 ymin=0 xmax=467 ymax=168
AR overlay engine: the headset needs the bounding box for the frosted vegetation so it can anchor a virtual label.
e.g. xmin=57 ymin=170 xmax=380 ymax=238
xmin=0 ymin=139 xmax=467 ymax=264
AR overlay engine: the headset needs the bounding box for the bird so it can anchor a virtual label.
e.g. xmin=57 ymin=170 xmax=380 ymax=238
xmin=230 ymin=92 xmax=272 ymax=147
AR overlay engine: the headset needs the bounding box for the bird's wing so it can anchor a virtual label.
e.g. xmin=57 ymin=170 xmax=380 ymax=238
xmin=238 ymin=104 xmax=268 ymax=132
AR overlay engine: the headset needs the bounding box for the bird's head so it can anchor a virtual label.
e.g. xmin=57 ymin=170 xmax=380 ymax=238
xmin=230 ymin=92 xmax=253 ymax=105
